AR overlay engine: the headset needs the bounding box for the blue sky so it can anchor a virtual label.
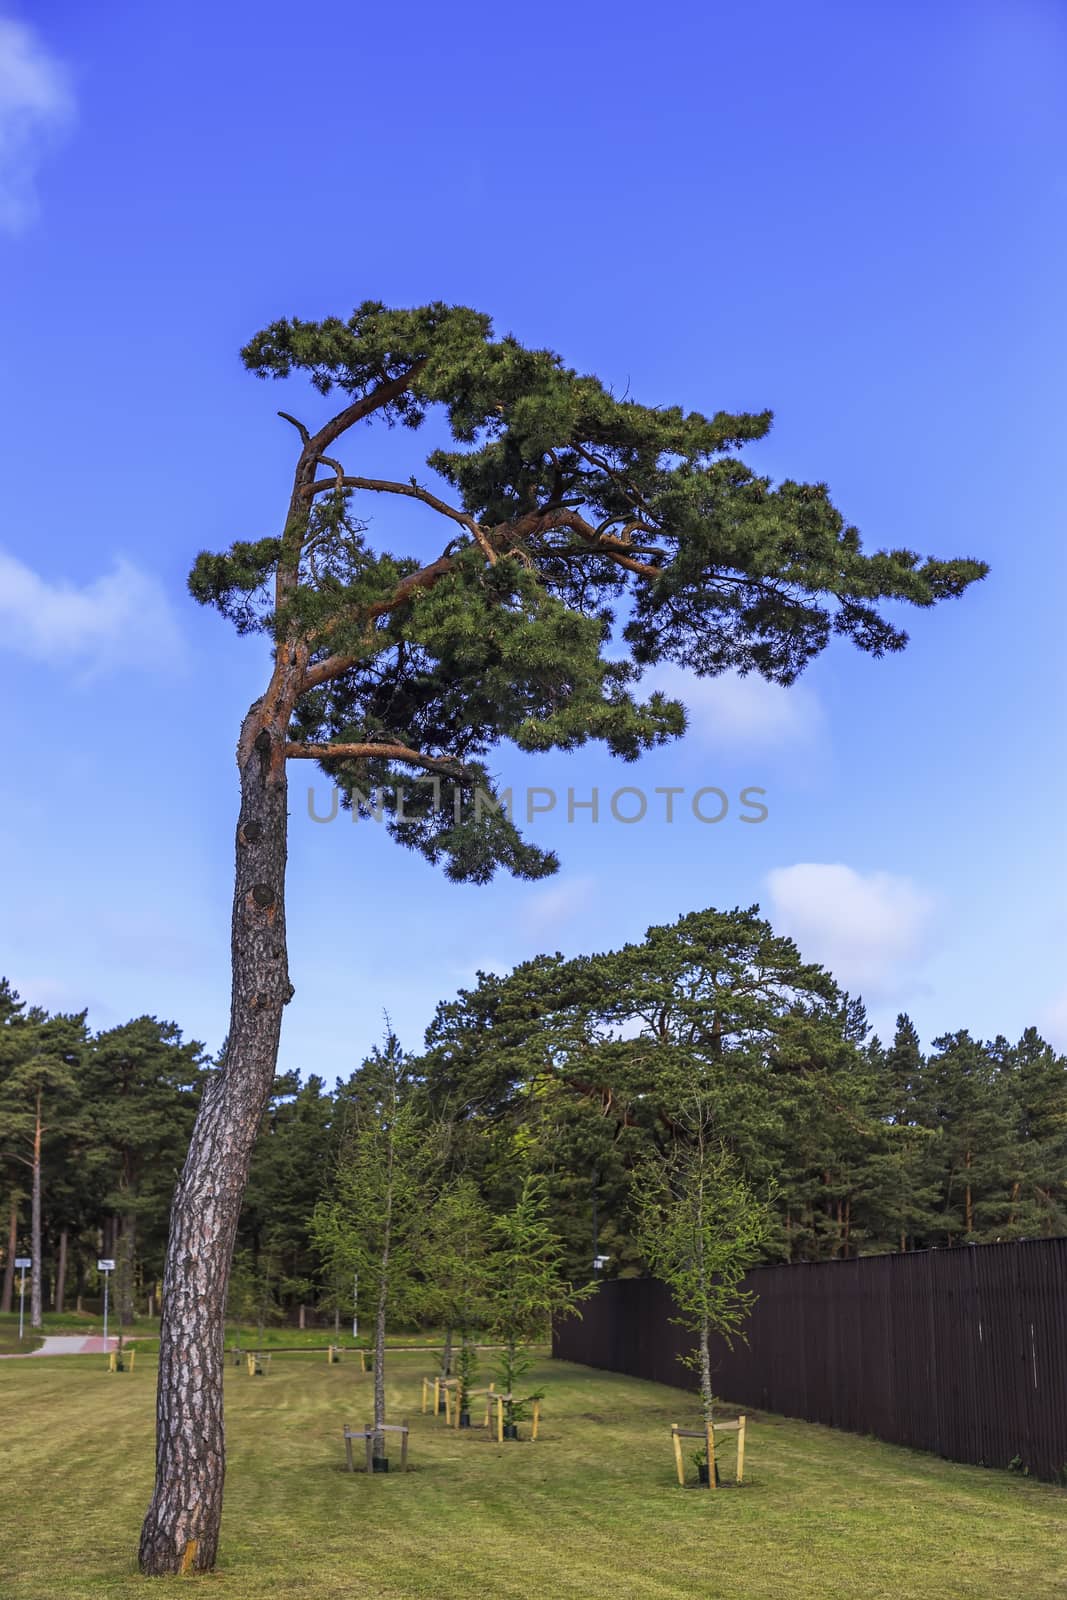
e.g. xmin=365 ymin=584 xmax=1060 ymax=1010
xmin=2 ymin=0 xmax=1065 ymax=1080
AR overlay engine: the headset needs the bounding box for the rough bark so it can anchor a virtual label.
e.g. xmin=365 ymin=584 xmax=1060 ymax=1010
xmin=55 ymin=1227 xmax=68 ymax=1314
xmin=30 ymin=1089 xmax=42 ymax=1329
xmin=138 ymin=703 xmax=293 ymax=1576
xmin=1 ymin=1195 xmax=17 ymax=1314
xmin=138 ymin=373 xmax=429 ymax=1571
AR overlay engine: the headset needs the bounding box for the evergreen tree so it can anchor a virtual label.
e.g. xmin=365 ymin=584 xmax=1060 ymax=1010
xmin=426 ymin=905 xmax=875 ymax=1262
xmin=0 ymin=1005 xmax=87 ymax=1327
xmin=885 ymin=1013 xmax=923 ymax=1123
xmin=847 ymin=1019 xmax=942 ymax=1254
xmin=85 ymin=1018 xmax=206 ymax=1323
xmin=142 ymin=303 xmax=985 ymax=1571
xmin=240 ymin=1071 xmax=334 ymax=1324
xmin=918 ymin=1032 xmax=1017 ymax=1242
xmin=1008 ymin=1028 xmax=1067 ymax=1236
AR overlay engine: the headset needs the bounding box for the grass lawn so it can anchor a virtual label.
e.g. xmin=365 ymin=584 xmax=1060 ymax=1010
xmin=0 ymin=1350 xmax=1064 ymax=1600
xmin=0 ymin=1329 xmax=41 ymax=1355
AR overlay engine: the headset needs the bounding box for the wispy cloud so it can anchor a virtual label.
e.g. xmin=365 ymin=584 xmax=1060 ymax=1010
xmin=648 ymin=664 xmax=823 ymax=751
xmin=520 ymin=876 xmax=595 ymax=936
xmin=0 ymin=18 xmax=74 ymax=233
xmin=0 ymin=547 xmax=184 ymax=676
xmin=765 ymin=861 xmax=936 ymax=1001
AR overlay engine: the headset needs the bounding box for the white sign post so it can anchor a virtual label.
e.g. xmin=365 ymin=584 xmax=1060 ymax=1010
xmin=14 ymin=1258 xmax=31 ymax=1341
xmin=98 ymin=1258 xmax=115 ymax=1350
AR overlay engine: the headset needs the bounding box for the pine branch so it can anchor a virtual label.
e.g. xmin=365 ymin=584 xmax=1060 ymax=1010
xmin=285 ymin=740 xmax=470 ymax=778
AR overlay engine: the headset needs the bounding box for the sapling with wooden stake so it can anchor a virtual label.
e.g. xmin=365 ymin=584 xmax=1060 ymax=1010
xmin=425 ymin=1175 xmax=492 ymax=1424
xmin=311 ymin=1034 xmax=432 ymax=1465
xmin=488 ymin=1172 xmax=593 ymax=1437
xmin=634 ymin=1109 xmax=770 ymax=1485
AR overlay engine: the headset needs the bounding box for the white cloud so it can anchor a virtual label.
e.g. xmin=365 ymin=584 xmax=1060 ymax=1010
xmin=647 ymin=664 xmax=823 ymax=751
xmin=0 ymin=547 xmax=183 ymax=675
xmin=0 ymin=18 xmax=74 ymax=232
xmin=765 ymin=862 xmax=936 ymax=1000
xmin=520 ymin=876 xmax=595 ymax=936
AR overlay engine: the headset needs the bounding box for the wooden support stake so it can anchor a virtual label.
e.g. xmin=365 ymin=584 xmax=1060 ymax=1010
xmin=736 ymin=1415 xmax=746 ymax=1485
xmin=129 ymin=1349 xmax=136 ymax=1371
xmin=365 ymin=1426 xmax=374 ymax=1476
xmin=345 ymin=1432 xmax=354 ymax=1473
xmin=433 ymin=1375 xmax=440 ymax=1416
xmin=400 ymin=1421 xmax=409 ymax=1473
xmin=444 ymin=1384 xmax=452 ymax=1427
xmin=671 ymin=1424 xmax=685 ymax=1486
xmin=108 ymin=1350 xmax=116 ymax=1373
xmin=705 ymin=1419 xmax=717 ymax=1491
xmin=421 ymin=1377 xmax=429 ymax=1414
xmin=496 ymin=1394 xmax=504 ymax=1445
xmin=358 ymin=1349 xmax=366 ymax=1376
xmin=532 ymin=1399 xmax=541 ymax=1441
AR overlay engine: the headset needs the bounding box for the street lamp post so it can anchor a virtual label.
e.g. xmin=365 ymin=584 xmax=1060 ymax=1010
xmin=98 ymin=1257 xmax=115 ymax=1350
xmin=15 ymin=1257 xmax=31 ymax=1340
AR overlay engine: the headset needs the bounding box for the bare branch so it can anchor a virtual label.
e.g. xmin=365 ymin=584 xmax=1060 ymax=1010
xmin=324 ymin=475 xmax=497 ymax=564
xmin=550 ymin=510 xmax=665 ymax=578
xmin=277 ymin=411 xmax=311 ymax=443
xmin=312 ymin=474 xmax=469 ymax=525
xmin=285 ymin=739 xmax=470 ymax=778
xmin=307 ymin=360 xmax=429 ymax=457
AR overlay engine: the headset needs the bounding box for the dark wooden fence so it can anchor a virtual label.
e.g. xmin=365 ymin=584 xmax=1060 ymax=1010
xmin=553 ymin=1238 xmax=1067 ymax=1482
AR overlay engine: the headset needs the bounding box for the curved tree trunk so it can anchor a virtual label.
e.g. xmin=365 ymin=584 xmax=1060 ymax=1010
xmin=139 ymin=706 xmax=293 ymax=1576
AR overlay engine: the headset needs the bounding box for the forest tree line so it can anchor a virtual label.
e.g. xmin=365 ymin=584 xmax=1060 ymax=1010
xmin=2 ymin=905 xmax=1065 ymax=1329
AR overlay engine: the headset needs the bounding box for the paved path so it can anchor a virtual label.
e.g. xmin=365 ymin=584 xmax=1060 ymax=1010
xmin=0 ymin=1334 xmax=118 ymax=1358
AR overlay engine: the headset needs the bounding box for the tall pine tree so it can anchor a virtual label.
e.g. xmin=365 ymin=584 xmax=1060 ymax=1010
xmin=140 ymin=303 xmax=986 ymax=1571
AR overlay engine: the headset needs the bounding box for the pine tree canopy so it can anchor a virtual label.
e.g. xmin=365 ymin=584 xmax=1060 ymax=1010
xmin=424 ymin=904 xmax=867 ymax=1186
xmin=189 ymin=301 xmax=987 ymax=881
